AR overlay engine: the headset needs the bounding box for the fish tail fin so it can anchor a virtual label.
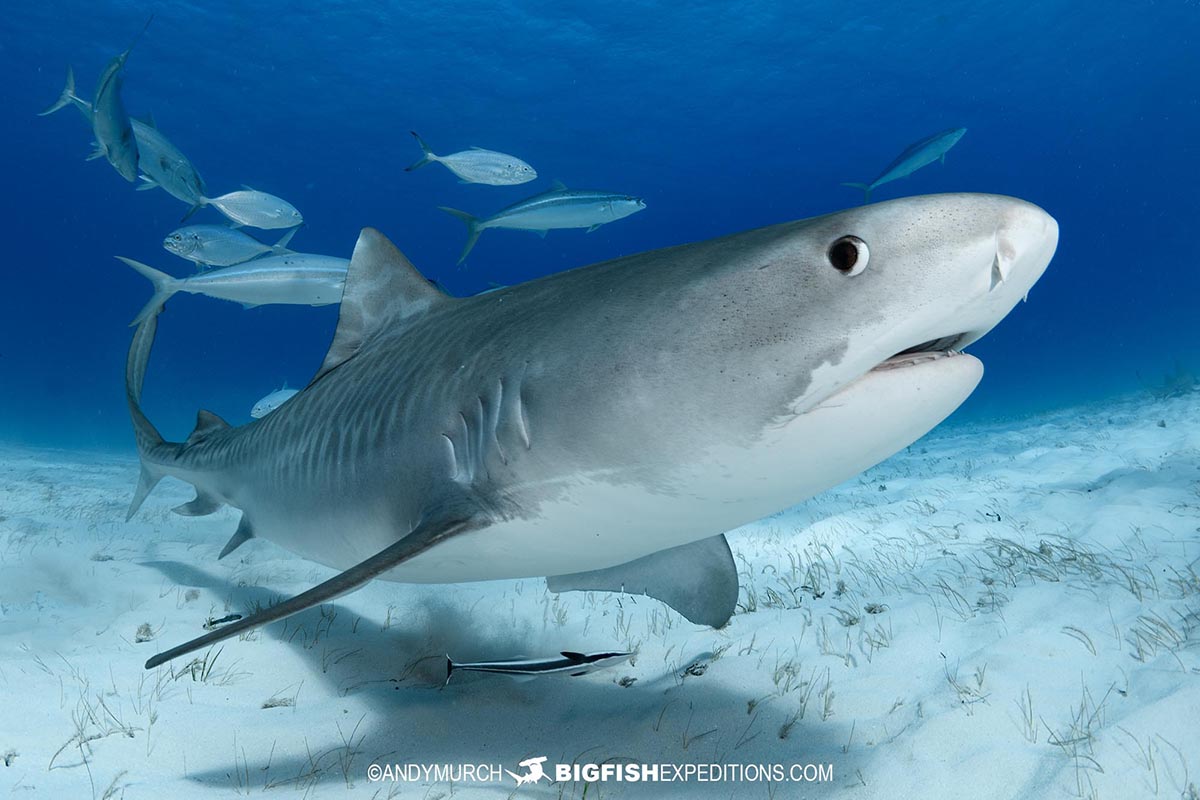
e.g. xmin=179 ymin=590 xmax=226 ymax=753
xmin=179 ymin=199 xmax=206 ymax=223
xmin=405 ymin=131 xmax=437 ymax=171
xmin=841 ymin=182 xmax=872 ymax=203
xmin=271 ymin=226 xmax=298 ymax=254
xmin=445 ymin=656 xmax=456 ymax=685
xmin=38 ymin=65 xmax=79 ymax=116
xmin=438 ymin=207 xmax=483 ymax=264
xmin=123 ymin=313 xmax=174 ymax=520
xmin=116 ymin=256 xmax=181 ymax=326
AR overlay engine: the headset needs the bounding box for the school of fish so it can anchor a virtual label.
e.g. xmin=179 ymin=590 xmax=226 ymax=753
xmin=42 ymin=17 xmax=965 ymax=425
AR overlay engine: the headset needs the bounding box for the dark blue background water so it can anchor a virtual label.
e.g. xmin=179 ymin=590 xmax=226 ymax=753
xmin=1 ymin=1 xmax=1196 ymax=450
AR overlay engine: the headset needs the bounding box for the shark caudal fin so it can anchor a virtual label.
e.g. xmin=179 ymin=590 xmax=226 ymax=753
xmin=116 ymin=257 xmax=182 ymax=325
xmin=405 ymin=131 xmax=437 ymax=171
xmin=438 ymin=207 xmax=484 ymax=264
xmin=39 ymin=66 xmax=83 ymax=117
xmin=124 ymin=314 xmax=168 ymax=520
xmin=841 ymin=182 xmax=872 ymax=203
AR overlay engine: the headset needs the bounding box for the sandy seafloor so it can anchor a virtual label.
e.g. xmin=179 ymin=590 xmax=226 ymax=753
xmin=1 ymin=390 xmax=1198 ymax=800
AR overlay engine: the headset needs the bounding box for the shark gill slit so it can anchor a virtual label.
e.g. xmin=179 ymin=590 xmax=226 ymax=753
xmin=490 ymin=378 xmax=508 ymax=465
xmin=456 ymin=411 xmax=474 ymax=483
xmin=474 ymin=395 xmax=488 ymax=480
xmin=515 ymin=380 xmax=532 ymax=450
xmin=441 ymin=434 xmax=459 ymax=481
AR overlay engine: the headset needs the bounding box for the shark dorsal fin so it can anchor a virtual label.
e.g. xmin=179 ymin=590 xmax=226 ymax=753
xmin=561 ymin=651 xmax=586 ymax=661
xmin=185 ymin=409 xmax=230 ymax=446
xmin=311 ymin=228 xmax=449 ymax=384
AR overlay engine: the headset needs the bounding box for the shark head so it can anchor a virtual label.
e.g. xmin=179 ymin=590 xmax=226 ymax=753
xmin=475 ymin=192 xmax=1061 ymax=568
xmin=662 ymin=193 xmax=1057 ymax=423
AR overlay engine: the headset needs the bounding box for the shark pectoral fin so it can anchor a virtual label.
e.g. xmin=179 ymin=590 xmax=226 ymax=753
xmin=173 ymin=491 xmax=222 ymax=517
xmin=218 ymin=516 xmax=255 ymax=558
xmin=136 ymin=177 xmax=159 ymax=191
xmin=547 ymin=534 xmax=739 ymax=629
xmin=311 ymin=228 xmax=452 ymax=385
xmin=585 ymin=224 xmax=600 ymax=233
xmin=144 ymin=515 xmax=481 ymax=669
xmin=86 ymin=145 xmax=106 ymax=161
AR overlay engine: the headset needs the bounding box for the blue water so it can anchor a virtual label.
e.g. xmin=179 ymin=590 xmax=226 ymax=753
xmin=0 ymin=1 xmax=1196 ymax=450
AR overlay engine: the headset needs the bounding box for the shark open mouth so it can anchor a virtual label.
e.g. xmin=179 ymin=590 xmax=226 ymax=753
xmin=873 ymin=333 xmax=972 ymax=372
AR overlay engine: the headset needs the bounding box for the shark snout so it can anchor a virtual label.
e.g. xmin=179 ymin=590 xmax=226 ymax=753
xmin=991 ymin=200 xmax=1058 ymax=293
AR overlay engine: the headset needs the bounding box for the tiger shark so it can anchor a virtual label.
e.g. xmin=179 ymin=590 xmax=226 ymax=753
xmin=127 ymin=193 xmax=1058 ymax=669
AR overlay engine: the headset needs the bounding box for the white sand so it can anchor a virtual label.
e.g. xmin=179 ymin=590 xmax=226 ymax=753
xmin=1 ymin=391 xmax=1198 ymax=798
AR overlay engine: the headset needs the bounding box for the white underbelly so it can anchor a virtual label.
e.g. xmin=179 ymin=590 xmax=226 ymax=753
xmin=384 ymin=353 xmax=983 ymax=583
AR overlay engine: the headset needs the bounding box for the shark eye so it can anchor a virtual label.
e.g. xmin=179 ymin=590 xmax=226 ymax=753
xmin=828 ymin=236 xmax=869 ymax=276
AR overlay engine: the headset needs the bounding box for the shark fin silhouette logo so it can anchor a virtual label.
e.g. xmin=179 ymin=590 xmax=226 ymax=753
xmin=506 ymin=755 xmax=549 ymax=786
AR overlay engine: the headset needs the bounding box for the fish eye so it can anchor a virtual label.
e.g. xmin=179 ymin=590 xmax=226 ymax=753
xmin=827 ymin=236 xmax=869 ymax=276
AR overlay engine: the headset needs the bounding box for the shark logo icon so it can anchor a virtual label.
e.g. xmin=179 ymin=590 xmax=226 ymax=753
xmin=506 ymin=756 xmax=549 ymax=786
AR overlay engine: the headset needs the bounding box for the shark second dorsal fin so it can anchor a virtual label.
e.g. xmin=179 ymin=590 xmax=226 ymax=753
xmin=186 ymin=409 xmax=231 ymax=446
xmin=311 ymin=228 xmax=449 ymax=385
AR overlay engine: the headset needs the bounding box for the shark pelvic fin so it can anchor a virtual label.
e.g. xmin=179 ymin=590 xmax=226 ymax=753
xmin=145 ymin=514 xmax=482 ymax=669
xmin=547 ymin=534 xmax=739 ymax=628
xmin=218 ymin=516 xmax=255 ymax=558
xmin=173 ymin=490 xmax=223 ymax=517
xmin=311 ymin=228 xmax=450 ymax=386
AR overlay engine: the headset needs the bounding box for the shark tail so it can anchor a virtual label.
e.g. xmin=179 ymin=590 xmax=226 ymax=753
xmin=117 ymin=256 xmax=182 ymax=326
xmin=841 ymin=182 xmax=872 ymax=203
xmin=123 ymin=301 xmax=225 ymax=522
xmin=405 ymin=131 xmax=437 ymax=171
xmin=123 ymin=313 xmax=170 ymax=520
xmin=438 ymin=207 xmax=484 ymax=264
xmin=271 ymin=226 xmax=299 ymax=255
xmin=39 ymin=66 xmax=82 ymax=117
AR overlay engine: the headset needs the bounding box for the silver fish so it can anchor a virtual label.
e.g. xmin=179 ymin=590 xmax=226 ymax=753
xmin=199 ymin=189 xmax=304 ymax=230
xmin=251 ymin=388 xmax=299 ymax=419
xmin=440 ymin=182 xmax=646 ymax=263
xmin=164 ymin=225 xmax=296 ymax=268
xmin=843 ymin=127 xmax=967 ymax=202
xmin=445 ymin=651 xmax=634 ymax=682
xmin=405 ymin=131 xmax=536 ymax=186
xmin=132 ymin=117 xmax=207 ymax=208
xmin=118 ymin=253 xmax=347 ymax=323
xmin=40 ymin=67 xmax=206 ymax=207
xmin=90 ymin=17 xmax=153 ymax=182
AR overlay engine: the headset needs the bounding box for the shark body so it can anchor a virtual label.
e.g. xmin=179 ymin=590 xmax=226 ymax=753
xmin=126 ymin=193 xmax=1058 ymax=669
